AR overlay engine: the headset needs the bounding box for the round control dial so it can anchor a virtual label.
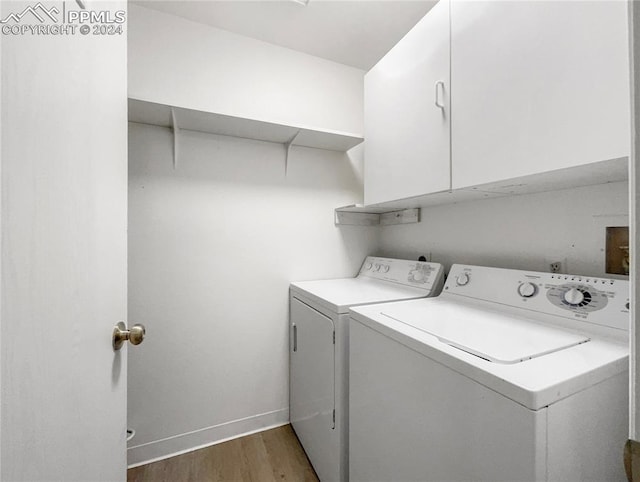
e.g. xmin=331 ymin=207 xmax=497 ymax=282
xmin=365 ymin=263 xmax=372 ymax=271
xmin=517 ymin=282 xmax=537 ymax=298
xmin=408 ymin=265 xmax=432 ymax=284
xmin=382 ymin=265 xmax=390 ymax=273
xmin=563 ymin=287 xmax=586 ymax=306
xmin=546 ymin=283 xmax=607 ymax=312
xmin=456 ymin=273 xmax=470 ymax=286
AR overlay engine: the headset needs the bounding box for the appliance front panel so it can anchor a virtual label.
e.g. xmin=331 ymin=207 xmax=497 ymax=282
xmin=290 ymin=298 xmax=338 ymax=481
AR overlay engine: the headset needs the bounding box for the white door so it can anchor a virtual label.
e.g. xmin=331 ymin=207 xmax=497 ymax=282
xmin=290 ymin=297 xmax=337 ymax=482
xmin=451 ymin=0 xmax=630 ymax=189
xmin=364 ymin=0 xmax=451 ymax=205
xmin=623 ymin=0 xmax=638 ymax=472
xmin=1 ymin=1 xmax=128 ymax=480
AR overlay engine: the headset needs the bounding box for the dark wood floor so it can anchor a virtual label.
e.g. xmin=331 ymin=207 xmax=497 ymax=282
xmin=127 ymin=424 xmax=319 ymax=482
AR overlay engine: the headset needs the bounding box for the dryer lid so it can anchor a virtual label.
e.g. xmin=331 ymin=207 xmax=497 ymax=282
xmin=381 ymin=302 xmax=590 ymax=364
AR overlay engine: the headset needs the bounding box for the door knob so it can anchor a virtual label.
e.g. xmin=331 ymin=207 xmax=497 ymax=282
xmin=112 ymin=322 xmax=146 ymax=350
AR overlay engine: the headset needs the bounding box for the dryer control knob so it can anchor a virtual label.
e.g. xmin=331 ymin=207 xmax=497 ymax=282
xmin=365 ymin=263 xmax=373 ymax=270
xmin=412 ymin=270 xmax=424 ymax=281
xmin=517 ymin=282 xmax=537 ymax=298
xmin=382 ymin=265 xmax=390 ymax=273
xmin=374 ymin=264 xmax=381 ymax=272
xmin=455 ymin=273 xmax=470 ymax=286
xmin=563 ymin=288 xmax=584 ymax=306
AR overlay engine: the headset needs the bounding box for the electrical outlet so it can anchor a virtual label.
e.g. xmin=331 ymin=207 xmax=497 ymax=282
xmin=545 ymin=257 xmax=567 ymax=274
xmin=549 ymin=261 xmax=562 ymax=273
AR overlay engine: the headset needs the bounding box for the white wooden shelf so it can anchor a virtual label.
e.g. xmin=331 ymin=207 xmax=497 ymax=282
xmin=336 ymin=156 xmax=628 ymax=227
xmin=128 ymin=98 xmax=364 ymax=153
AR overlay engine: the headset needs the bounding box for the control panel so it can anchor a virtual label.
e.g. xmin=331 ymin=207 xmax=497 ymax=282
xmin=545 ymin=279 xmax=610 ymax=313
xmin=358 ymin=256 xmax=445 ymax=292
xmin=444 ymin=264 xmax=629 ymax=331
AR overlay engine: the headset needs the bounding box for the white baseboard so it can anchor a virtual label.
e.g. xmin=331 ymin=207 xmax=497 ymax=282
xmin=127 ymin=408 xmax=289 ymax=468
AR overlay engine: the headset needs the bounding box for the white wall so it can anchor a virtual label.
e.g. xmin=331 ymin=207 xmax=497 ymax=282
xmin=378 ymin=182 xmax=629 ymax=279
xmin=128 ymin=4 xmax=364 ymax=135
xmin=127 ymin=123 xmax=377 ymax=465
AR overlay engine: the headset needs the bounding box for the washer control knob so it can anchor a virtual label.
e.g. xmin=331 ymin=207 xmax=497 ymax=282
xmin=517 ymin=282 xmax=537 ymax=298
xmin=374 ymin=264 xmax=381 ymax=272
xmin=382 ymin=265 xmax=390 ymax=273
xmin=455 ymin=273 xmax=470 ymax=286
xmin=365 ymin=263 xmax=372 ymax=270
xmin=563 ymin=288 xmax=584 ymax=306
xmin=412 ymin=270 xmax=424 ymax=282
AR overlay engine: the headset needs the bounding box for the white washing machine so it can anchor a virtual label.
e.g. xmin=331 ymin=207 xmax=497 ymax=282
xmin=350 ymin=264 xmax=629 ymax=482
xmin=290 ymin=256 xmax=444 ymax=482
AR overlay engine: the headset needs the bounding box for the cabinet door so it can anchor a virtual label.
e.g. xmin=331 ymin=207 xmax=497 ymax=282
xmin=364 ymin=0 xmax=451 ymax=205
xmin=289 ymin=298 xmax=337 ymax=481
xmin=451 ymin=0 xmax=630 ymax=190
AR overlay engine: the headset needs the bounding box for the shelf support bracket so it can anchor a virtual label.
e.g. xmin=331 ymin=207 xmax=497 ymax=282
xmin=170 ymin=107 xmax=179 ymax=169
xmin=334 ymin=207 xmax=420 ymax=226
xmin=284 ymin=130 xmax=301 ymax=175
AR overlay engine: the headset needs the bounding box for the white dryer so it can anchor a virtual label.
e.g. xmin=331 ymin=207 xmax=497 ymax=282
xmin=290 ymin=256 xmax=444 ymax=482
xmin=350 ymin=264 xmax=629 ymax=482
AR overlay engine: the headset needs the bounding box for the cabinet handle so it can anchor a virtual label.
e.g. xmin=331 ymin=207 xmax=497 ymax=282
xmin=434 ymin=80 xmax=445 ymax=110
xmin=293 ymin=323 xmax=297 ymax=352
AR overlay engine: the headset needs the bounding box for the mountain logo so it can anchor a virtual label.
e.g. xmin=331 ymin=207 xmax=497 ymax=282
xmin=0 ymin=3 xmax=60 ymax=24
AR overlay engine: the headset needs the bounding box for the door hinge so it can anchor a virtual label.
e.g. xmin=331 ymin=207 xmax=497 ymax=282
xmin=332 ymin=409 xmax=336 ymax=429
xmin=332 ymin=330 xmax=335 ymax=344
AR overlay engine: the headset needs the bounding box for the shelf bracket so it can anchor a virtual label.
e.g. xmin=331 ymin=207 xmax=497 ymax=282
xmin=170 ymin=107 xmax=179 ymax=169
xmin=334 ymin=206 xmax=420 ymax=226
xmin=380 ymin=208 xmax=420 ymax=225
xmin=334 ymin=211 xmax=381 ymax=226
xmin=284 ymin=130 xmax=301 ymax=175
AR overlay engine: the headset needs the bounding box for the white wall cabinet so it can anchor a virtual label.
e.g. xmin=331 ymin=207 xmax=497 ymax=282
xmin=363 ymin=0 xmax=629 ymax=207
xmin=364 ymin=0 xmax=451 ymax=206
xmin=450 ymin=0 xmax=629 ymax=190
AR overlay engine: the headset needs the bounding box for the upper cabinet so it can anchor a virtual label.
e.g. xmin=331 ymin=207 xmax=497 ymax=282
xmin=450 ymin=0 xmax=630 ymax=190
xmin=362 ymin=0 xmax=629 ymax=208
xmin=364 ymin=0 xmax=451 ymax=206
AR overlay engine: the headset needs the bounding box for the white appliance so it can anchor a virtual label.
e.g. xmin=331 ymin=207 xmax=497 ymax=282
xmin=350 ymin=264 xmax=629 ymax=482
xmin=290 ymin=256 xmax=445 ymax=482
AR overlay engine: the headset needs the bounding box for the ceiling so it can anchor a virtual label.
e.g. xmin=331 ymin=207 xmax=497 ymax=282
xmin=132 ymin=0 xmax=436 ymax=70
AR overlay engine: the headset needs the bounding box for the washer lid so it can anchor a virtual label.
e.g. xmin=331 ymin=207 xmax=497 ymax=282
xmin=381 ymin=303 xmax=590 ymax=364
xmin=291 ymin=278 xmax=430 ymax=314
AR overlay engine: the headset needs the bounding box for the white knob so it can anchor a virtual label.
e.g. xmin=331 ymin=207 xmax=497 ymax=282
xmin=456 ymin=273 xmax=470 ymax=286
xmin=412 ymin=270 xmax=424 ymax=281
xmin=374 ymin=264 xmax=381 ymax=272
xmin=382 ymin=265 xmax=390 ymax=273
xmin=517 ymin=282 xmax=537 ymax=298
xmin=365 ymin=263 xmax=372 ymax=270
xmin=563 ymin=288 xmax=584 ymax=305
